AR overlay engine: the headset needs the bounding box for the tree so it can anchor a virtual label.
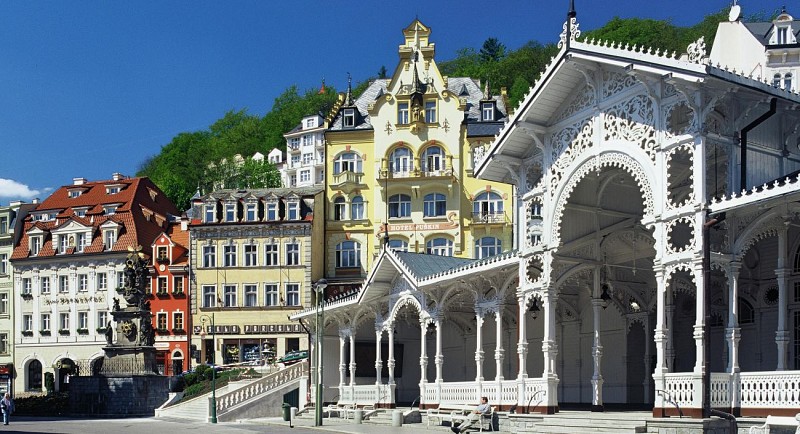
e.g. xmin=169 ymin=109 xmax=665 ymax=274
xmin=480 ymin=37 xmax=506 ymax=63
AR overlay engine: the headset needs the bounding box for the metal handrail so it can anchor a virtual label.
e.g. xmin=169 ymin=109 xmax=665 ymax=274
xmin=527 ymin=390 xmax=544 ymax=414
xmin=655 ymin=389 xmax=684 ymax=418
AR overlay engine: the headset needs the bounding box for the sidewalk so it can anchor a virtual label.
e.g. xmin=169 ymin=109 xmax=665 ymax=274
xmin=247 ymin=415 xmax=499 ymax=434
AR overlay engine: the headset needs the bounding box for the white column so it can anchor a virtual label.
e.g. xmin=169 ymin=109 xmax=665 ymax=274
xmin=542 ymin=288 xmax=558 ymax=377
xmin=375 ymin=328 xmax=383 ymax=385
xmin=338 ymin=332 xmax=347 ymax=388
xmin=591 ymin=298 xmax=605 ymax=410
xmin=495 ymin=310 xmax=504 ymax=381
xmin=693 ymin=259 xmax=706 ymax=374
xmin=349 ymin=333 xmax=356 ymax=386
xmin=475 ymin=312 xmax=484 ymax=382
xmin=776 ymin=225 xmax=789 ymax=370
xmin=420 ymin=320 xmax=428 ymax=384
xmin=665 ymin=289 xmax=675 ymax=372
xmin=642 ymin=314 xmax=652 ymax=403
xmin=517 ymin=295 xmax=528 ymax=380
xmin=435 ymin=318 xmax=443 ymax=382
xmin=726 ymin=262 xmax=741 ymax=373
xmin=387 ymin=324 xmax=395 ymax=385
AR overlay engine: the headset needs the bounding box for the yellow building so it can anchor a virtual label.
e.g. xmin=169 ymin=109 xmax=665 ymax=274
xmin=189 ymin=187 xmax=323 ymax=365
xmin=323 ymin=20 xmax=513 ymax=291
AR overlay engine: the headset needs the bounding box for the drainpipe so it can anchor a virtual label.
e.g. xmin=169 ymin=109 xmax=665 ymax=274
xmin=740 ymin=98 xmax=777 ymax=191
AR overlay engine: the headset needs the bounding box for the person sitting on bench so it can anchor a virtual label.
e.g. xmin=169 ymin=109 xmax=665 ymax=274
xmin=451 ymin=396 xmax=491 ymax=433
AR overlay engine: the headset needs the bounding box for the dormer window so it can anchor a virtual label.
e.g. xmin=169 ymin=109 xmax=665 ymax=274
xmin=225 ymin=203 xmax=236 ymax=222
xmin=68 ymin=190 xmax=82 ymax=198
xmin=397 ymin=103 xmax=409 ymax=124
xmin=343 ymin=109 xmax=356 ymax=128
xmin=59 ymin=235 xmax=69 ymax=254
xmin=306 ymin=119 xmax=314 ymax=128
xmin=785 ymin=73 xmax=793 ymax=91
xmin=106 ymin=186 xmax=121 ymax=195
xmin=76 ymin=233 xmax=87 ymax=252
xmin=74 ymin=208 xmax=87 ymax=217
xmin=30 ymin=236 xmax=41 ymax=256
xmin=482 ymin=102 xmax=495 ymax=121
xmin=204 ymin=204 xmax=215 ymax=223
xmin=103 ymin=205 xmax=117 ymax=215
xmin=104 ymin=230 xmax=116 ymax=250
xmin=245 ymin=202 xmax=257 ymax=221
xmin=266 ymin=202 xmax=278 ymax=221
xmin=287 ymin=202 xmax=299 ymax=220
xmin=156 ymin=246 xmax=168 ymax=263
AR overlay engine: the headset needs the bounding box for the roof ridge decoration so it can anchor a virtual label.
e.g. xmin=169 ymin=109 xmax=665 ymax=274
xmin=558 ymin=0 xmax=580 ymax=50
xmin=686 ymin=36 xmax=709 ymax=64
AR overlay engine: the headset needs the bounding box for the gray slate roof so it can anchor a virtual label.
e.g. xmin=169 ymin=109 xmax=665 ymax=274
xmin=328 ymin=80 xmax=389 ymax=131
xmin=744 ymin=20 xmax=800 ymax=45
xmin=393 ymin=251 xmax=474 ymax=278
xmin=200 ymin=186 xmax=323 ymax=201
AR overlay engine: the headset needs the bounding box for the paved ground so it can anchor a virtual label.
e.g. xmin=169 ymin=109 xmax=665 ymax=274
xmin=0 ymin=416 xmax=457 ymax=434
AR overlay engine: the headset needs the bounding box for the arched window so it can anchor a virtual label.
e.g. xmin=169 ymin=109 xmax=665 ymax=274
xmin=426 ymin=237 xmax=453 ymax=256
xmin=794 ymin=244 xmax=800 ymax=273
xmin=336 ymin=240 xmax=361 ymax=268
xmin=388 ymin=238 xmax=409 ymax=252
xmin=334 ymin=152 xmax=362 ymax=174
xmin=333 ymin=197 xmax=346 ymax=221
xmin=738 ymin=298 xmax=755 ymax=324
xmin=389 ymin=147 xmax=413 ymax=175
xmin=475 ymin=237 xmax=502 ymax=259
xmin=421 ymin=146 xmax=444 ymax=174
xmin=351 ymin=196 xmax=364 ymax=220
xmin=423 ymin=193 xmax=447 ymax=217
xmin=388 ymin=194 xmax=411 ymax=218
xmin=773 ymin=73 xmax=782 ymax=88
xmin=785 ymin=72 xmax=794 ymax=91
xmin=473 ymin=192 xmax=504 ymax=220
xmin=27 ymin=359 xmax=42 ymax=391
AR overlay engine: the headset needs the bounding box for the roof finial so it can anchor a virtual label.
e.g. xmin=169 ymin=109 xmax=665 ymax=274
xmin=559 ymin=0 xmax=581 ymax=50
xmin=568 ymin=0 xmax=576 ymax=19
xmin=345 ymin=73 xmax=353 ymax=106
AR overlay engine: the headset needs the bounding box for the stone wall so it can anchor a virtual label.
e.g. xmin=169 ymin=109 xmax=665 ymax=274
xmin=68 ymin=376 xmax=170 ymax=416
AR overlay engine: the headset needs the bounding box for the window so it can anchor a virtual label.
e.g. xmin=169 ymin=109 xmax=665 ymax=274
xmin=59 ymin=275 xmax=69 ymax=293
xmin=203 ymin=245 xmax=216 ymax=268
xmin=264 ymin=244 xmax=278 ymax=266
xmin=41 ymin=277 xmax=50 ymax=294
xmin=30 ymin=237 xmax=41 ymax=256
xmin=0 ymin=217 xmax=6 ymax=234
xmin=157 ymin=277 xmax=168 ymax=294
xmin=244 ymin=285 xmax=258 ymax=307
xmin=173 ymin=312 xmax=184 ymax=331
xmin=302 ymin=153 xmax=313 ymax=165
xmin=224 ymin=285 xmax=237 ymax=307
xmin=117 ymin=272 xmax=125 ymax=289
xmin=351 ymin=196 xmax=365 ymax=220
xmin=398 ymin=102 xmax=409 ymax=124
xmin=739 ymin=298 xmax=755 ymax=324
xmin=97 ymin=273 xmax=107 ymax=291
xmin=306 ymin=119 xmax=314 ymax=128
xmin=156 ymin=246 xmax=168 ymax=262
xmin=225 ymin=203 xmax=236 ymax=222
xmin=785 ymin=73 xmax=793 ymax=91
xmin=778 ymin=26 xmax=788 ymax=44
xmin=289 ymin=137 xmax=300 ymax=149
xmin=0 ymin=293 xmax=6 ymax=314
xmin=482 ymin=102 xmax=495 ymax=121
xmin=104 ymin=205 xmax=117 ymax=215
xmin=76 ymin=233 xmax=87 ymax=252
xmin=422 ymin=146 xmax=444 ymax=174
xmin=203 ymin=286 xmax=217 ymax=308
xmin=223 ymin=245 xmax=237 ymax=267
xmin=78 ymin=274 xmax=88 ymax=292
xmin=286 ymin=243 xmax=300 ymax=265
xmin=291 ymin=155 xmax=300 ymax=167
xmin=104 ymin=230 xmax=116 ymax=250
xmin=173 ymin=276 xmax=184 ymax=294
xmin=0 ymin=254 xmax=6 ymax=275
xmin=423 ymin=193 xmax=447 ymax=217
xmin=425 ymin=101 xmax=437 ymax=123
xmin=300 ymin=170 xmax=311 ymax=183
xmin=98 ymin=311 xmax=108 ymax=329
xmin=475 ymin=237 xmax=502 ymax=259
xmin=336 ymin=241 xmax=361 ymax=268
xmin=59 ymin=235 xmax=69 ymax=254
xmin=389 ymin=147 xmax=413 ymax=175
xmin=0 ymin=334 xmax=6 ymax=354
xmin=244 ymin=244 xmax=257 ymax=266
xmin=285 ymin=284 xmax=300 ymax=306
xmin=388 ymin=194 xmax=411 ymax=218
xmin=106 ymin=186 xmax=121 ymax=195
xmin=68 ymin=190 xmax=81 ymax=198
xmin=774 ymin=73 xmax=782 ymax=87
xmin=205 ymin=205 xmax=216 ymax=223
xmin=473 ymin=191 xmax=504 ymax=219
xmin=426 ymin=237 xmax=453 ymax=256
xmin=334 ymin=152 xmax=362 ymax=174
xmin=23 ymin=314 xmax=32 ymax=332
xmin=41 ymin=314 xmax=50 ymax=331
xmin=157 ymin=313 xmax=168 ymax=330
xmin=287 ymin=202 xmax=299 ymax=220
xmin=333 ymin=197 xmax=346 ymax=221
xmin=266 ymin=202 xmax=278 ymax=220
xmin=78 ymin=312 xmax=88 ymax=329
xmin=22 ymin=278 xmax=31 ymax=295
xmin=264 ymin=284 xmax=279 ymax=307
xmin=245 ymin=202 xmax=257 ymax=221
xmin=74 ymin=208 xmax=87 ymax=217
xmin=59 ymin=313 xmax=69 ymax=330
xmin=343 ymin=108 xmax=355 ymax=128
xmin=388 ymin=239 xmax=408 ymax=252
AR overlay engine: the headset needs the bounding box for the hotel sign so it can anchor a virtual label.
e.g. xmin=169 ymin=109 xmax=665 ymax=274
xmin=244 ymin=324 xmax=303 ymax=334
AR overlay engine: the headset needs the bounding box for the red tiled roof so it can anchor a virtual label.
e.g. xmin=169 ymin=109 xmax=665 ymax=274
xmin=11 ymin=177 xmax=179 ymax=261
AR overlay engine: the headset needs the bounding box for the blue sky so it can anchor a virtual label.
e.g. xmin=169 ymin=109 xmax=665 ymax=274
xmin=0 ymin=0 xmax=787 ymax=205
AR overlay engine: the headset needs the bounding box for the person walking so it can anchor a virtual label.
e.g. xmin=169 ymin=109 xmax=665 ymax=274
xmin=0 ymin=392 xmax=13 ymax=425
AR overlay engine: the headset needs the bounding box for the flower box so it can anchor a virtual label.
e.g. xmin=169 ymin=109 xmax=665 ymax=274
xmin=21 ymin=293 xmax=33 ymax=300
xmin=155 ymin=328 xmax=170 ymax=335
xmin=21 ymin=330 xmax=33 ymax=337
xmin=96 ymin=327 xmax=108 ymax=333
xmin=39 ymin=330 xmax=51 ymax=336
xmin=58 ymin=329 xmax=70 ymax=335
xmin=77 ymin=328 xmax=89 ymax=335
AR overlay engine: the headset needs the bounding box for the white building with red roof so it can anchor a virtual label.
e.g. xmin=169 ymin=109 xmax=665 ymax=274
xmin=10 ymin=173 xmax=178 ymax=394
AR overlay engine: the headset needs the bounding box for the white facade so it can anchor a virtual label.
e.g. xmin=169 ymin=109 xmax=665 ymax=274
xmin=280 ymin=114 xmax=325 ymax=188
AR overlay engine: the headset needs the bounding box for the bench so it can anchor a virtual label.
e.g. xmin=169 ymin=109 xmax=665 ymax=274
xmin=451 ymin=407 xmax=495 ymax=432
xmin=324 ymin=402 xmax=375 ymax=419
xmin=748 ymin=415 xmax=800 ymax=434
xmin=427 ymin=404 xmax=472 ymax=427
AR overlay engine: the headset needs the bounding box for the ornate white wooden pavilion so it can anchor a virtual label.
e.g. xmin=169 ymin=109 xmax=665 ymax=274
xmin=294 ymin=8 xmax=800 ymax=422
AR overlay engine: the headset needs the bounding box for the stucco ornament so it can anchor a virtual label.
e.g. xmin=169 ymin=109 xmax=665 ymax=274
xmin=686 ymin=37 xmax=708 ymax=64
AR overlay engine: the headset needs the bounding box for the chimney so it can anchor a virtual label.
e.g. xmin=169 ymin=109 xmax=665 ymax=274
xmin=73 ymin=177 xmax=87 ymax=185
xmin=180 ymin=216 xmax=188 ymax=232
xmin=32 ymin=198 xmax=39 ymax=204
xmin=112 ymin=173 xmax=124 ymax=181
xmin=9 ymin=200 xmax=23 ymax=207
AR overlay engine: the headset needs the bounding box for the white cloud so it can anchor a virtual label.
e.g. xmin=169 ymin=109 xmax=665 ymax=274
xmin=0 ymin=178 xmax=41 ymax=198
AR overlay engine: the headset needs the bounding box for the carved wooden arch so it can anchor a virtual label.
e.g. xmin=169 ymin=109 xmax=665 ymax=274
xmin=733 ymin=211 xmax=785 ymax=259
xmin=665 ymin=264 xmax=696 ymax=296
xmin=553 ymin=263 xmax=594 ymax=297
xmin=387 ymin=293 xmax=431 ymax=327
xmin=550 ymin=149 xmax=657 ymax=248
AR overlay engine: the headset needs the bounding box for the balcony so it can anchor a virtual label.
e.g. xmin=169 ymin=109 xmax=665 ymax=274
xmin=471 ymin=212 xmax=509 ymax=225
xmin=330 ymin=171 xmax=366 ymax=191
xmin=378 ymin=158 xmax=456 ymax=182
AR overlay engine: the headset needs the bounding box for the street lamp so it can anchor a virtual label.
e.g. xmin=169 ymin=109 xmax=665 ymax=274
xmin=313 ymin=278 xmax=328 ymax=427
xmin=199 ymin=313 xmax=217 ymax=424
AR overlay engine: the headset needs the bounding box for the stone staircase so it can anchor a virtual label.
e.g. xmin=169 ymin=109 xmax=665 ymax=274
xmin=506 ymin=411 xmax=649 ymax=433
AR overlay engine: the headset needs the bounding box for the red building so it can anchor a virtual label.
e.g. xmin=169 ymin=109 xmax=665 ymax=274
xmin=149 ymin=217 xmax=191 ymax=375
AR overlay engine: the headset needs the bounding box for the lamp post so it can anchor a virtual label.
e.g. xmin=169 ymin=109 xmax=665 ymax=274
xmin=199 ymin=313 xmax=217 ymax=424
xmin=313 ymin=278 xmax=328 ymax=427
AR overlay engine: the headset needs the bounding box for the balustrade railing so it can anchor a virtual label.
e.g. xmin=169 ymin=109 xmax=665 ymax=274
xmin=331 ymin=171 xmax=364 ymax=187
xmin=662 ymin=374 xmax=697 ymax=408
xmin=215 ymin=361 xmax=307 ymax=416
xmin=337 ymin=383 xmax=394 ymax=406
xmin=739 ymin=371 xmax=800 ymax=408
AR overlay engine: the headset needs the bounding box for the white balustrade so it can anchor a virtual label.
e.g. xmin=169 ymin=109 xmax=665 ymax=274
xmin=739 ymin=371 xmax=800 ymax=408
xmin=215 ymin=361 xmax=308 ymax=416
xmin=662 ymin=374 xmax=696 ymax=409
xmin=336 ymin=384 xmax=395 ymax=406
xmin=710 ymin=373 xmax=731 ymax=407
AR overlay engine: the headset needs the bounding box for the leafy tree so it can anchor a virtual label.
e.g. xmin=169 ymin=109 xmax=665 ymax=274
xmin=480 ymin=37 xmax=506 ymax=62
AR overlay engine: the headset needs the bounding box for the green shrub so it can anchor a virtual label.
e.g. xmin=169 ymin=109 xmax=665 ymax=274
xmin=44 ymin=373 xmax=55 ymax=393
xmin=14 ymin=392 xmax=69 ymax=416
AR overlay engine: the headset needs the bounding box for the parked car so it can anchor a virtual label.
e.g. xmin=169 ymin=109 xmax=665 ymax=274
xmin=278 ymin=350 xmax=308 ymax=366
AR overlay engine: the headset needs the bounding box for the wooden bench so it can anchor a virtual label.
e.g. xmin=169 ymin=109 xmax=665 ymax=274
xmin=748 ymin=415 xmax=800 ymax=434
xmin=451 ymin=407 xmax=495 ymax=432
xmin=427 ymin=404 xmax=472 ymax=427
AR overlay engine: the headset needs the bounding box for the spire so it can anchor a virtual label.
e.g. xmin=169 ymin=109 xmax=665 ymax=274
xmin=344 ymin=73 xmax=354 ymax=106
xmin=568 ymin=0 xmax=576 ymax=19
xmin=318 ymin=78 xmax=326 ymax=95
xmin=558 ymin=0 xmax=581 ymax=49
